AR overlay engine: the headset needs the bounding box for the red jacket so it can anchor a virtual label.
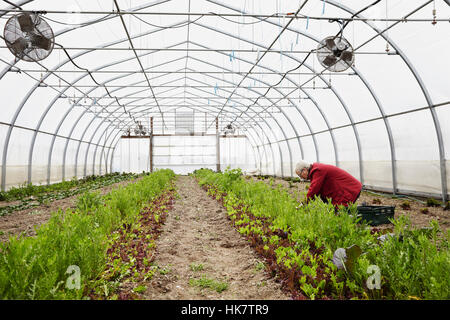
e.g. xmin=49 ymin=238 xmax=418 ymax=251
xmin=306 ymin=163 xmax=362 ymax=207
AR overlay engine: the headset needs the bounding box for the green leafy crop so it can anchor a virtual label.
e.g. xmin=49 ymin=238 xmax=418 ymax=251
xmin=0 ymin=169 xmax=175 ymax=300
xmin=193 ymin=168 xmax=450 ymax=300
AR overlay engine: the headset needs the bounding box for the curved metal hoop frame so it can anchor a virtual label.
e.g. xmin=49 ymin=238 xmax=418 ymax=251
xmin=0 ymin=0 xmax=446 ymax=202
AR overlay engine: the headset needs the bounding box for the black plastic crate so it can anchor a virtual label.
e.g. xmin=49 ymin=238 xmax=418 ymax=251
xmin=356 ymin=205 xmax=395 ymax=226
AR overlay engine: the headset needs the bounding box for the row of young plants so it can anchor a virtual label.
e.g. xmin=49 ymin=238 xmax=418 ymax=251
xmin=193 ymin=168 xmax=450 ymax=300
xmin=0 ymin=169 xmax=175 ymax=299
xmin=0 ymin=172 xmax=140 ymax=217
xmin=89 ymin=188 xmax=176 ymax=300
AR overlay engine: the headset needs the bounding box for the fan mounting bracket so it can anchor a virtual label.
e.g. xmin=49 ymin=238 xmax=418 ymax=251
xmin=328 ymin=18 xmax=345 ymax=38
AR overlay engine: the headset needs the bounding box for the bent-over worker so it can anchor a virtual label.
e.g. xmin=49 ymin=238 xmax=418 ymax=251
xmin=295 ymin=160 xmax=362 ymax=207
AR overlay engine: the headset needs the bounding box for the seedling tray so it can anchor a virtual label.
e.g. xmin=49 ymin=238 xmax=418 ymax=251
xmin=356 ymin=205 xmax=395 ymax=226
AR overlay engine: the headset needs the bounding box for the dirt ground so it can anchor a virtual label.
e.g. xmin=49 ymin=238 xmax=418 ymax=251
xmin=0 ymin=178 xmax=141 ymax=242
xmin=259 ymin=177 xmax=450 ymax=232
xmin=144 ymin=176 xmax=289 ymax=300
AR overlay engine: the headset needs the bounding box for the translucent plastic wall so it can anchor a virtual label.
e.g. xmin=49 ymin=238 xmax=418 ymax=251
xmin=0 ymin=0 xmax=448 ymax=201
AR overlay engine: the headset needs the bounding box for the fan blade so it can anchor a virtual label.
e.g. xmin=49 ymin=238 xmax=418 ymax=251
xmin=325 ymin=38 xmax=337 ymax=51
xmin=10 ymin=37 xmax=28 ymax=55
xmin=322 ymin=55 xmax=337 ymax=67
xmin=17 ymin=13 xmax=34 ymax=33
xmin=30 ymin=33 xmax=52 ymax=51
xmin=341 ymin=50 xmax=354 ymax=63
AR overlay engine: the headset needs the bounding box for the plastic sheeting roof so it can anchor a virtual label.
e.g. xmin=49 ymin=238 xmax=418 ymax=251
xmin=0 ymin=0 xmax=449 ymax=201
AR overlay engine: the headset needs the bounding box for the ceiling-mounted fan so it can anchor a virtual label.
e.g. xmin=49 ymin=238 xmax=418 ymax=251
xmin=3 ymin=13 xmax=54 ymax=62
xmin=316 ymin=36 xmax=354 ymax=72
xmin=316 ymin=19 xmax=355 ymax=72
xmin=134 ymin=122 xmax=147 ymax=136
xmin=224 ymin=124 xmax=235 ymax=135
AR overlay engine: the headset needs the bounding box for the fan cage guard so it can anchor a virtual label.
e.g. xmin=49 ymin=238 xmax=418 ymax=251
xmin=3 ymin=13 xmax=55 ymax=62
xmin=316 ymin=36 xmax=355 ymax=73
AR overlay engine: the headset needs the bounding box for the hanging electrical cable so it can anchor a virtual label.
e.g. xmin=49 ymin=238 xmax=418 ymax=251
xmin=227 ymin=0 xmax=384 ymax=127
xmin=2 ymin=0 xmax=22 ymax=10
xmin=209 ymin=0 xmax=311 ymax=130
xmin=209 ymin=11 xmax=278 ymax=25
xmin=54 ymin=43 xmax=137 ymax=125
xmin=130 ymin=12 xmax=204 ymax=29
xmin=0 ymin=13 xmax=136 ymax=128
xmin=337 ymin=0 xmax=382 ymax=38
xmin=41 ymin=14 xmax=113 ymax=26
xmin=0 ymin=36 xmax=119 ymax=122
xmin=113 ymin=0 xmax=167 ymax=130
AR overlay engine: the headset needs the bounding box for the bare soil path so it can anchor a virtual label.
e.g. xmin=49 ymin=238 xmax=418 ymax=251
xmin=144 ymin=176 xmax=289 ymax=300
xmin=0 ymin=178 xmax=141 ymax=242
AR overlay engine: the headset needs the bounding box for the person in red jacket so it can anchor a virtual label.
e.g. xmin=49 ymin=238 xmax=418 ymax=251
xmin=295 ymin=160 xmax=362 ymax=207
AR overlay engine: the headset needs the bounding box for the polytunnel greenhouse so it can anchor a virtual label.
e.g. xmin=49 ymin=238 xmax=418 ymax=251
xmin=0 ymin=0 xmax=449 ymax=304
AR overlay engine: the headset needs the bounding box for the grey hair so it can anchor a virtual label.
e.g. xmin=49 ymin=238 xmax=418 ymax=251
xmin=295 ymin=160 xmax=312 ymax=174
